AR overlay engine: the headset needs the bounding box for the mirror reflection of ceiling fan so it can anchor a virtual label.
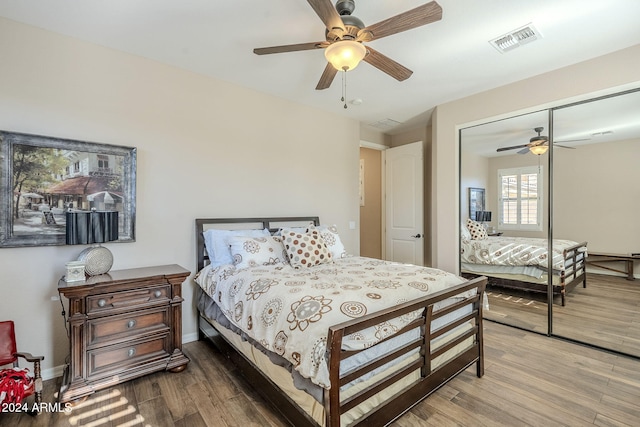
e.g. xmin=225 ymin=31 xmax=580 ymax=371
xmin=496 ymin=127 xmax=587 ymax=155
xmin=253 ymin=0 xmax=442 ymax=90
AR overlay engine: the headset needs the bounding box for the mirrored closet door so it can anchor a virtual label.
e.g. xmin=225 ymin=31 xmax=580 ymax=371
xmin=551 ymin=89 xmax=640 ymax=357
xmin=460 ymin=110 xmax=550 ymax=332
xmin=460 ymin=88 xmax=640 ymax=357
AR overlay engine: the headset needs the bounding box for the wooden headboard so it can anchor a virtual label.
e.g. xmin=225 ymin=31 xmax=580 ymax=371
xmin=195 ymin=216 xmax=320 ymax=272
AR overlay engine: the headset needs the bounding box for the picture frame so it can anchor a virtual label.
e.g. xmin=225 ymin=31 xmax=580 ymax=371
xmin=0 ymin=131 xmax=136 ymax=247
xmin=468 ymin=187 xmax=485 ymax=221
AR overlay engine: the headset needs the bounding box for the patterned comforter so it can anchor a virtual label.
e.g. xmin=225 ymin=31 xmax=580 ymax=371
xmin=460 ymin=236 xmax=582 ymax=271
xmin=195 ymin=256 xmax=470 ymax=389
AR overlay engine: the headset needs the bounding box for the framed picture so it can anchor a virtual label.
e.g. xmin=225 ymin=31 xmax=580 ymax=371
xmin=468 ymin=187 xmax=485 ymax=221
xmin=0 ymin=131 xmax=136 ymax=247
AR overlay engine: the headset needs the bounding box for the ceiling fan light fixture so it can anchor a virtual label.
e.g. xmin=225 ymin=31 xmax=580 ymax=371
xmin=324 ymin=40 xmax=367 ymax=71
xmin=529 ymin=145 xmax=549 ymax=155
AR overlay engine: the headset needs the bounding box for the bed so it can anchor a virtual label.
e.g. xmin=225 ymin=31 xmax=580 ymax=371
xmin=460 ymin=229 xmax=587 ymax=306
xmin=194 ymin=216 xmax=487 ymax=427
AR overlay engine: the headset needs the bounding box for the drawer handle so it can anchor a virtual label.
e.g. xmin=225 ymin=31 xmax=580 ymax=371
xmin=127 ymin=320 xmax=137 ymax=329
xmin=154 ymin=290 xmax=162 ymax=298
xmin=128 ymin=348 xmax=136 ymax=357
xmin=97 ymin=299 xmax=106 ymax=307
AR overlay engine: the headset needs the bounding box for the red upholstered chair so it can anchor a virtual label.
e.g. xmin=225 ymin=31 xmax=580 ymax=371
xmin=0 ymin=321 xmax=44 ymax=414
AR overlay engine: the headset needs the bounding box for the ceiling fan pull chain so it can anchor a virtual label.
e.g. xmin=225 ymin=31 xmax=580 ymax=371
xmin=342 ymin=69 xmax=348 ymax=109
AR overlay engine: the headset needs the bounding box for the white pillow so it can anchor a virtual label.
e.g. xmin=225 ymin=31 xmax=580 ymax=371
xmin=308 ymin=224 xmax=347 ymax=259
xmin=203 ymin=228 xmax=270 ymax=267
xmin=461 ymin=223 xmax=472 ymax=240
xmin=229 ymin=235 xmax=288 ymax=269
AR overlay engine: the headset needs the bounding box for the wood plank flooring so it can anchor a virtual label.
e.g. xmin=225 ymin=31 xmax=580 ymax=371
xmin=2 ymin=319 xmax=640 ymax=426
xmin=484 ymin=273 xmax=640 ymax=356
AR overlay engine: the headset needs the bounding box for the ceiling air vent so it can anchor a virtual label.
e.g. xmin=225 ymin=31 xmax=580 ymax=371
xmin=490 ymin=23 xmax=542 ymax=53
xmin=368 ymin=118 xmax=402 ymax=130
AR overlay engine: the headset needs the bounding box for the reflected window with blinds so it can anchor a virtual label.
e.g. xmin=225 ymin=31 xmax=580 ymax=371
xmin=497 ymin=166 xmax=543 ymax=231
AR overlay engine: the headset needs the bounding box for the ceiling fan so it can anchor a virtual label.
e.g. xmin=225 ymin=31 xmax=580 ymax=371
xmin=253 ymin=0 xmax=443 ymax=90
xmin=496 ymin=127 xmax=578 ymax=155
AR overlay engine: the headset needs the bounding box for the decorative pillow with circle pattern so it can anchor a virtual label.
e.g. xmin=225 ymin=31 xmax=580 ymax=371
xmin=229 ymin=235 xmax=288 ymax=269
xmin=466 ymin=218 xmax=488 ymax=240
xmin=280 ymin=228 xmax=333 ymax=269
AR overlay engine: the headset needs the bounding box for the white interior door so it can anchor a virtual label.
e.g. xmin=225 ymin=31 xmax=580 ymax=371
xmin=385 ymin=141 xmax=424 ymax=265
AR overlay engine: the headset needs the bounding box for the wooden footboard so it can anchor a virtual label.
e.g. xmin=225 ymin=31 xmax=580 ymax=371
xmin=324 ymin=276 xmax=487 ymax=426
xmin=558 ymin=241 xmax=588 ymax=305
xmin=199 ymin=276 xmax=486 ymax=427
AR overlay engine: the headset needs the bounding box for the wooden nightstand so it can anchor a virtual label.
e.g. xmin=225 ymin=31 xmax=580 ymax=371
xmin=57 ymin=264 xmax=190 ymax=403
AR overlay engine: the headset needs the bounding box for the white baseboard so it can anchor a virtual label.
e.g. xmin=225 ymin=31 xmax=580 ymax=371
xmin=42 ymin=364 xmax=66 ymax=381
xmin=586 ymin=266 xmax=639 ymax=280
xmin=43 ymin=335 xmax=201 ymax=381
xmin=182 ymin=332 xmax=199 ymax=343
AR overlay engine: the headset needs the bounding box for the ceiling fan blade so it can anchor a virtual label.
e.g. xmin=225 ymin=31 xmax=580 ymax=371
xmin=496 ymin=144 xmax=529 ymax=152
xmin=316 ymin=62 xmax=338 ymax=90
xmin=555 ymin=144 xmax=577 ymax=149
xmin=517 ymin=147 xmax=531 ymax=154
xmin=307 ymin=0 xmax=345 ymax=32
xmin=253 ymin=42 xmax=326 ymax=55
xmin=555 ymin=138 xmax=590 ymax=143
xmin=363 ymin=1 xmax=442 ymax=41
xmin=363 ymin=47 xmax=413 ymax=81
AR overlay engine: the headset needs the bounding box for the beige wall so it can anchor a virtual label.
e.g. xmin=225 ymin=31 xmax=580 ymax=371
xmin=359 ymin=126 xmax=390 ymax=146
xmin=432 ymin=44 xmax=640 ymax=273
xmin=0 ymin=18 xmax=361 ymax=377
xmin=359 ymin=148 xmax=382 ymax=258
xmin=391 ymin=127 xmax=428 ymax=148
xmin=554 ymin=138 xmax=640 ymax=254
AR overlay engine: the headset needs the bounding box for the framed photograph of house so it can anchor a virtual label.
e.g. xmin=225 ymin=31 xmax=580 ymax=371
xmin=468 ymin=187 xmax=485 ymax=221
xmin=0 ymin=131 xmax=136 ymax=247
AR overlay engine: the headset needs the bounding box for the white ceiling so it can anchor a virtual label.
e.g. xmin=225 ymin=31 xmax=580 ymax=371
xmin=1 ymin=0 xmax=639 ymax=134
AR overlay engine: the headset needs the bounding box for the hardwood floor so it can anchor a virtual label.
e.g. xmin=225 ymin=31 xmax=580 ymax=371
xmin=3 ymin=319 xmax=640 ymax=426
xmin=484 ymin=273 xmax=640 ymax=356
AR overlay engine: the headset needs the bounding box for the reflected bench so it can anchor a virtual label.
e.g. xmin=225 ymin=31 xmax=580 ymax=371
xmin=586 ymin=252 xmax=640 ymax=281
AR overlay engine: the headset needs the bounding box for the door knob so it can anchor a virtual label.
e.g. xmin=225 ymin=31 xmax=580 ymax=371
xmin=411 ymin=234 xmax=422 ymax=238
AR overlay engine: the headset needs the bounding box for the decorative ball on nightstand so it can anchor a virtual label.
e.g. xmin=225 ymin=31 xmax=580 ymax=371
xmin=77 ymin=245 xmax=114 ymax=276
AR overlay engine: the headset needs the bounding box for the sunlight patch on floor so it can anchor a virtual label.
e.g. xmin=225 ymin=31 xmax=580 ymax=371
xmin=487 ymin=291 xmax=543 ymax=309
xmin=64 ymin=388 xmax=147 ymax=427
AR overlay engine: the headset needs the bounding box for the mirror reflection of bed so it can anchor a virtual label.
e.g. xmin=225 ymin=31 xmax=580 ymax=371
xmin=459 ymin=88 xmax=640 ymax=357
xmin=460 ymin=234 xmax=587 ymax=305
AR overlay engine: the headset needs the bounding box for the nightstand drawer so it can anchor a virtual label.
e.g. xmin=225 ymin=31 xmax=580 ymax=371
xmin=87 ymin=285 xmax=170 ymax=315
xmin=87 ymin=307 xmax=170 ymax=348
xmin=88 ymin=334 xmax=170 ymax=379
